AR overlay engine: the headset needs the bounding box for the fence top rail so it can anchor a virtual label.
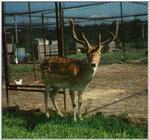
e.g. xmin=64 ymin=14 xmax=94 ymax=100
xmin=4 ymin=2 xmax=147 ymax=16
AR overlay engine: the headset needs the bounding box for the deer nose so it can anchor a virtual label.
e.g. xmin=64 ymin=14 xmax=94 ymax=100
xmin=91 ymin=63 xmax=96 ymax=67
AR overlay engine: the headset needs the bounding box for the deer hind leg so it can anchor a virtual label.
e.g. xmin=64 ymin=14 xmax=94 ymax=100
xmin=70 ymin=90 xmax=77 ymax=122
xmin=78 ymin=91 xmax=83 ymax=121
xmin=49 ymin=87 xmax=64 ymax=117
xmin=44 ymin=85 xmax=50 ymax=118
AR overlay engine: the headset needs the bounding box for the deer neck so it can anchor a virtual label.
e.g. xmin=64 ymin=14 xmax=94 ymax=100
xmin=86 ymin=53 xmax=100 ymax=77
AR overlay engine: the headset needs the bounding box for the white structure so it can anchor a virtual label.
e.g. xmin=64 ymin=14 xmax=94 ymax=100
xmin=7 ymin=43 xmax=16 ymax=63
xmin=34 ymin=38 xmax=50 ymax=62
xmin=7 ymin=44 xmax=15 ymax=53
xmin=76 ymin=43 xmax=84 ymax=53
xmin=49 ymin=40 xmax=58 ymax=55
xmin=108 ymin=41 xmax=116 ymax=53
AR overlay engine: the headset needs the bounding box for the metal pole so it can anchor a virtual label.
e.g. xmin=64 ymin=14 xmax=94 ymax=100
xmin=142 ymin=23 xmax=145 ymax=39
xmin=120 ymin=2 xmax=125 ymax=61
xmin=55 ymin=2 xmax=67 ymax=111
xmin=14 ymin=15 xmax=18 ymax=44
xmin=13 ymin=16 xmax=16 ymax=58
xmin=142 ymin=23 xmax=145 ymax=48
xmin=28 ymin=2 xmax=36 ymax=80
xmin=59 ymin=2 xmax=64 ymax=57
xmin=41 ymin=13 xmax=46 ymax=59
xmin=73 ymin=18 xmax=77 ymax=54
xmin=11 ymin=33 xmax=15 ymax=56
xmin=2 ymin=2 xmax=9 ymax=107
xmin=55 ymin=2 xmax=61 ymax=57
xmin=59 ymin=2 xmax=67 ymax=111
xmin=134 ymin=19 xmax=138 ymax=51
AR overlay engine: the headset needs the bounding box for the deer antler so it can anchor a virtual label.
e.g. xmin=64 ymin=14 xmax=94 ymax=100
xmin=101 ymin=21 xmax=119 ymax=45
xmin=70 ymin=19 xmax=119 ymax=53
xmin=81 ymin=33 xmax=92 ymax=49
xmin=89 ymin=34 xmax=102 ymax=54
xmin=70 ymin=19 xmax=86 ymax=46
xmin=90 ymin=21 xmax=119 ymax=53
xmin=70 ymin=19 xmax=92 ymax=50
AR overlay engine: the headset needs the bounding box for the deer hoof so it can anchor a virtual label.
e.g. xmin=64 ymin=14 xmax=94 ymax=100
xmin=79 ymin=117 xmax=83 ymax=121
xmin=58 ymin=111 xmax=64 ymax=117
xmin=73 ymin=118 xmax=77 ymax=122
xmin=46 ymin=113 xmax=50 ymax=118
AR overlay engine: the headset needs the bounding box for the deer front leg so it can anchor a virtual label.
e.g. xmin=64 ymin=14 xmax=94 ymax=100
xmin=78 ymin=91 xmax=83 ymax=121
xmin=70 ymin=90 xmax=77 ymax=122
xmin=50 ymin=88 xmax=64 ymax=117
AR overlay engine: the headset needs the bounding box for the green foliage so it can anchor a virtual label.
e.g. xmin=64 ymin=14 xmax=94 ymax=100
xmin=66 ymin=48 xmax=146 ymax=63
xmin=66 ymin=53 xmax=86 ymax=60
xmin=2 ymin=109 xmax=147 ymax=138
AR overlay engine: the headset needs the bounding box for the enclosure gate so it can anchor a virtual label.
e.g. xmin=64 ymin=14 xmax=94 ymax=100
xmin=2 ymin=2 xmax=68 ymax=111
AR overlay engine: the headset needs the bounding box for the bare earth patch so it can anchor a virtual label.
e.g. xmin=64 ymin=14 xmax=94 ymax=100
xmin=2 ymin=63 xmax=147 ymax=124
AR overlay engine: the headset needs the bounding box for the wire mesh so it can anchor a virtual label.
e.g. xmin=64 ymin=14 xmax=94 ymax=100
xmin=3 ymin=2 xmax=147 ymax=92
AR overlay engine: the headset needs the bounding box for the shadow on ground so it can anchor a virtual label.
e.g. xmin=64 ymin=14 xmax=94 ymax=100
xmin=2 ymin=105 xmax=147 ymax=132
xmin=2 ymin=105 xmax=148 ymax=139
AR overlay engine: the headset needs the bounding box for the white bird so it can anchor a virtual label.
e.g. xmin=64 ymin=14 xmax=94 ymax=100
xmin=14 ymin=79 xmax=22 ymax=85
xmin=15 ymin=57 xmax=18 ymax=64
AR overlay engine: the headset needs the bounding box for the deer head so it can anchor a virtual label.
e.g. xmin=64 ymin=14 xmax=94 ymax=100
xmin=70 ymin=19 xmax=119 ymax=67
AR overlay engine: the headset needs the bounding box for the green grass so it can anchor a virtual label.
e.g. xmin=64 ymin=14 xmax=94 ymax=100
xmin=9 ymin=64 xmax=40 ymax=73
xmin=2 ymin=109 xmax=147 ymax=138
xmin=66 ymin=53 xmax=86 ymax=60
xmin=125 ymin=41 xmax=147 ymax=49
xmin=67 ymin=49 xmax=146 ymax=63
xmin=102 ymin=49 xmax=146 ymax=63
xmin=8 ymin=64 xmax=40 ymax=80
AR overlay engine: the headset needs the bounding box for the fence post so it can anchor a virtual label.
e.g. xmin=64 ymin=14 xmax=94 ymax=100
xmin=2 ymin=2 xmax=9 ymax=107
xmin=120 ymin=2 xmax=126 ymax=61
xmin=59 ymin=2 xmax=68 ymax=111
xmin=14 ymin=15 xmax=18 ymax=44
xmin=41 ymin=13 xmax=46 ymax=59
xmin=55 ymin=2 xmax=60 ymax=56
xmin=73 ymin=18 xmax=77 ymax=55
xmin=28 ymin=2 xmax=36 ymax=80
xmin=55 ymin=2 xmax=67 ymax=111
xmin=134 ymin=19 xmax=138 ymax=51
xmin=59 ymin=2 xmax=65 ymax=57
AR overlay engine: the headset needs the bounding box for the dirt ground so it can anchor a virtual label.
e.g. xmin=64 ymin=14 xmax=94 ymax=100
xmin=2 ymin=63 xmax=148 ymax=123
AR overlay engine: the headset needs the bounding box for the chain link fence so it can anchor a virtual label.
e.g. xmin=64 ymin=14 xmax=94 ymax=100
xmin=3 ymin=2 xmax=147 ymax=92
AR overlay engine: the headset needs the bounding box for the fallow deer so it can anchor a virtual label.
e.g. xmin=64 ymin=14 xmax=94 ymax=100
xmin=41 ymin=19 xmax=119 ymax=121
